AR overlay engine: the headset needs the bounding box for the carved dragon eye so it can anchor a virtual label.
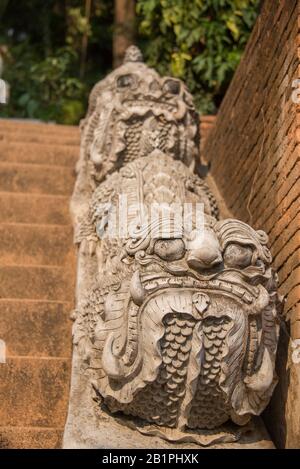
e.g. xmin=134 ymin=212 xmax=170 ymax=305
xmin=154 ymin=238 xmax=185 ymax=261
xmin=117 ymin=74 xmax=135 ymax=89
xmin=163 ymin=79 xmax=181 ymax=95
xmin=223 ymin=243 xmax=253 ymax=268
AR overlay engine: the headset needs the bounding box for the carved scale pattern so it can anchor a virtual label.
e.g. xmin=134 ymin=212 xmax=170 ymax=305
xmin=106 ymin=313 xmax=195 ymax=428
xmin=188 ymin=316 xmax=231 ymax=429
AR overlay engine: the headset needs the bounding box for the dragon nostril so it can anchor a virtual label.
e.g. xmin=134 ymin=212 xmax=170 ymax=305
xmin=186 ymin=227 xmax=223 ymax=271
xmin=187 ymin=248 xmax=222 ymax=271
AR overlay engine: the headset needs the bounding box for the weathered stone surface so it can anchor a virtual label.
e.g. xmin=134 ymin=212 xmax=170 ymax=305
xmin=202 ymin=0 xmax=299 ymax=448
xmin=0 ymin=133 xmax=79 ymax=146
xmin=0 ymin=163 xmax=75 ymax=195
xmin=0 ymin=131 xmax=79 ymax=146
xmin=0 ymin=358 xmax=70 ymax=427
xmin=0 ymin=266 xmax=75 ymax=301
xmin=0 ymin=223 xmax=74 ymax=266
xmin=0 ymin=427 xmax=63 ymax=449
xmin=64 ymin=46 xmax=279 ymax=448
xmin=0 ymin=118 xmax=79 ymax=138
xmin=0 ymin=300 xmax=72 ymax=357
xmin=0 ymin=193 xmax=71 ymax=224
xmin=285 ymin=362 xmax=300 ymax=448
xmin=64 ymin=376 xmax=274 ymax=449
xmin=0 ymin=119 xmax=77 ymax=449
xmin=0 ymin=142 xmax=78 ymax=167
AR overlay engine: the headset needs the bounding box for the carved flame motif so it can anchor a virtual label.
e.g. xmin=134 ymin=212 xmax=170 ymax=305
xmin=70 ymin=47 xmax=280 ymax=446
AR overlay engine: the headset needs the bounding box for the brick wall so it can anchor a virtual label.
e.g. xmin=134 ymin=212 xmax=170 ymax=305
xmin=203 ymin=0 xmax=300 ymax=448
xmin=199 ymin=115 xmax=216 ymax=155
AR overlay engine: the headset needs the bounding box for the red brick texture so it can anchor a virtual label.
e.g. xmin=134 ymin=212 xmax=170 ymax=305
xmin=203 ymin=0 xmax=300 ymax=448
xmin=200 ymin=115 xmax=216 ymax=156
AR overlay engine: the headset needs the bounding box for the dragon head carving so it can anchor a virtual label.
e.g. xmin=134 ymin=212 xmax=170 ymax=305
xmin=73 ymin=153 xmax=279 ymax=445
xmin=70 ymin=47 xmax=280 ymax=447
xmin=80 ymin=47 xmax=199 ymax=183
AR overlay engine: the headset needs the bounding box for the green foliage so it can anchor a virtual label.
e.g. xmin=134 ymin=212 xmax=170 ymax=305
xmin=0 ymin=0 xmax=9 ymax=19
xmin=0 ymin=0 xmax=113 ymax=124
xmin=3 ymin=44 xmax=85 ymax=122
xmin=66 ymin=7 xmax=92 ymax=48
xmin=0 ymin=0 xmax=259 ymax=123
xmin=136 ymin=0 xmax=259 ymax=113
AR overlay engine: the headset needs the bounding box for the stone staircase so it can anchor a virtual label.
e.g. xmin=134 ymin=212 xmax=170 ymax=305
xmin=0 ymin=119 xmax=79 ymax=448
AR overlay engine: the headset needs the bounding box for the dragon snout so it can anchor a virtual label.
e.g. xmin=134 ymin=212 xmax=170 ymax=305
xmin=186 ymin=229 xmax=222 ymax=272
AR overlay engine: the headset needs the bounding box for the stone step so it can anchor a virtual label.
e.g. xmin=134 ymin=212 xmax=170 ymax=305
xmin=0 ymin=266 xmax=75 ymax=301
xmin=0 ymin=132 xmax=80 ymax=147
xmin=0 ymin=193 xmax=71 ymax=225
xmin=0 ymin=119 xmax=79 ymax=136
xmin=0 ymin=163 xmax=75 ymax=195
xmin=0 ymin=142 xmax=79 ymax=167
xmin=0 ymin=358 xmax=70 ymax=428
xmin=0 ymin=223 xmax=74 ymax=266
xmin=0 ymin=426 xmax=63 ymax=449
xmin=0 ymin=119 xmax=77 ymax=450
xmin=0 ymin=299 xmax=72 ymax=358
xmin=0 ymin=162 xmax=75 ymax=195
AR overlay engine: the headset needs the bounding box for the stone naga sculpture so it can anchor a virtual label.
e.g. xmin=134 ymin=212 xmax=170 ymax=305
xmin=65 ymin=46 xmax=280 ymax=447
